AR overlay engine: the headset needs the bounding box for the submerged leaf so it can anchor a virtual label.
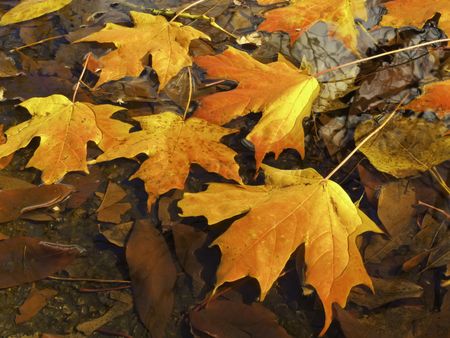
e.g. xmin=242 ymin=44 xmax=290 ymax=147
xmin=355 ymin=116 xmax=450 ymax=178
xmin=179 ymin=165 xmax=381 ymax=335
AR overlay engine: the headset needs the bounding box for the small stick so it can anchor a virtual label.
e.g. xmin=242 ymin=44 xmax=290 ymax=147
xmin=79 ymin=285 xmax=131 ymax=293
xmin=183 ymin=67 xmax=193 ymax=120
xmin=417 ymin=200 xmax=450 ymax=220
xmin=10 ymin=34 xmax=66 ymax=53
xmin=324 ymin=96 xmax=408 ymax=181
xmin=170 ymin=0 xmax=209 ymax=23
xmin=314 ymin=38 xmax=450 ymax=77
xmin=72 ymin=53 xmax=91 ymax=103
xmin=47 ymin=275 xmax=131 ymax=284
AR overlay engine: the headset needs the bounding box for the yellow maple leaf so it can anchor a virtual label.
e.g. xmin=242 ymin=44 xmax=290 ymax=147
xmin=355 ymin=116 xmax=450 ymax=178
xmin=194 ymin=47 xmax=319 ymax=167
xmin=0 ymin=0 xmax=72 ymax=26
xmin=179 ymin=164 xmax=381 ymax=335
xmin=381 ymin=0 xmax=450 ymax=37
xmin=75 ymin=11 xmax=210 ymax=90
xmin=0 ymin=94 xmax=126 ymax=183
xmin=94 ymin=112 xmax=242 ymax=207
xmin=257 ymin=0 xmax=367 ymax=53
xmin=404 ymin=79 xmax=450 ymax=119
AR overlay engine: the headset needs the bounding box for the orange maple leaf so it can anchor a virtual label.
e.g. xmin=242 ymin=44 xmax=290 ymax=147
xmin=381 ymin=0 xmax=450 ymax=37
xmin=194 ymin=47 xmax=319 ymax=167
xmin=94 ymin=112 xmax=242 ymax=207
xmin=404 ymin=79 xmax=450 ymax=119
xmin=75 ymin=11 xmax=209 ymax=90
xmin=179 ymin=165 xmax=381 ymax=335
xmin=257 ymin=0 xmax=367 ymax=52
xmin=0 ymin=94 xmax=126 ymax=183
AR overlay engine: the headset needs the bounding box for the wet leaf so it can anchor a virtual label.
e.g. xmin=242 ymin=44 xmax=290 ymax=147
xmin=0 ymin=237 xmax=84 ymax=288
xmin=76 ymin=291 xmax=132 ymax=336
xmin=0 ymin=50 xmax=20 ymax=77
xmin=0 ymin=94 xmax=127 ymax=183
xmin=381 ymin=0 xmax=450 ymax=37
xmin=257 ymin=0 xmax=366 ymax=53
xmin=99 ymin=221 xmax=133 ymax=248
xmin=405 ymin=79 xmax=450 ymax=119
xmin=0 ymin=124 xmax=13 ymax=169
xmin=96 ymin=181 xmax=131 ymax=224
xmin=0 ymin=0 xmax=72 ymax=26
xmin=355 ymin=116 xmax=450 ymax=178
xmin=16 ymin=286 xmax=58 ymax=324
xmin=0 ymin=184 xmax=75 ymax=223
xmin=126 ymin=220 xmax=176 ymax=338
xmin=75 ymin=11 xmax=209 ymax=90
xmin=190 ymin=297 xmax=292 ymax=338
xmin=194 ymin=47 xmax=319 ymax=167
xmin=95 ymin=112 xmax=241 ymax=207
xmin=179 ymin=165 xmax=381 ymax=335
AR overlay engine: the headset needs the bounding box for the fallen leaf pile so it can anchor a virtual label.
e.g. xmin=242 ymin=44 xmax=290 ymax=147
xmin=0 ymin=0 xmax=448 ymax=337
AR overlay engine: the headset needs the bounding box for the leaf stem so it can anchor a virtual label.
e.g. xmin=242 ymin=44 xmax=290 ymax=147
xmin=183 ymin=67 xmax=193 ymax=120
xmin=47 ymin=275 xmax=131 ymax=283
xmin=314 ymin=38 xmax=450 ymax=77
xmin=170 ymin=0 xmax=210 ymax=23
xmin=324 ymin=96 xmax=408 ymax=181
xmin=417 ymin=200 xmax=450 ymax=220
xmin=72 ymin=53 xmax=91 ymax=103
xmin=10 ymin=34 xmax=66 ymax=53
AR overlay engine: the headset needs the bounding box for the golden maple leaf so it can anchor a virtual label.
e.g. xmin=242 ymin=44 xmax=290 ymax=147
xmin=381 ymin=0 xmax=450 ymax=37
xmin=94 ymin=112 xmax=242 ymax=207
xmin=75 ymin=11 xmax=209 ymax=90
xmin=355 ymin=116 xmax=450 ymax=178
xmin=404 ymin=79 xmax=450 ymax=119
xmin=179 ymin=164 xmax=381 ymax=335
xmin=194 ymin=47 xmax=319 ymax=167
xmin=257 ymin=0 xmax=367 ymax=53
xmin=0 ymin=0 xmax=72 ymax=26
xmin=0 ymin=94 xmax=126 ymax=183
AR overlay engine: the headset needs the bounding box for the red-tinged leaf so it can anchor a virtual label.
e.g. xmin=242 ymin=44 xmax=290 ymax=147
xmin=190 ymin=297 xmax=292 ymax=338
xmin=126 ymin=220 xmax=177 ymax=338
xmin=0 ymin=184 xmax=75 ymax=223
xmin=0 ymin=237 xmax=85 ymax=288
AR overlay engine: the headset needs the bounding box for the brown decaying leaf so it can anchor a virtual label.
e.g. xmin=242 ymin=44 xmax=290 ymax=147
xmin=0 ymin=174 xmax=35 ymax=190
xmin=172 ymin=223 xmax=207 ymax=293
xmin=99 ymin=221 xmax=133 ymax=248
xmin=0 ymin=94 xmax=127 ymax=183
xmin=75 ymin=11 xmax=209 ymax=90
xmin=126 ymin=220 xmax=176 ymax=338
xmin=0 ymin=232 xmax=8 ymax=240
xmin=364 ymin=180 xmax=417 ymax=263
xmin=355 ymin=116 xmax=450 ymax=178
xmin=0 ymin=50 xmax=20 ymax=77
xmin=95 ymin=111 xmax=241 ymax=208
xmin=0 ymin=237 xmax=84 ymax=288
xmin=96 ymin=181 xmax=131 ymax=224
xmin=0 ymin=184 xmax=75 ymax=223
xmin=179 ymin=165 xmax=381 ymax=335
xmin=16 ymin=286 xmax=58 ymax=324
xmin=194 ymin=47 xmax=319 ymax=167
xmin=62 ymin=167 xmax=103 ymax=209
xmin=190 ymin=297 xmax=292 ymax=338
xmin=349 ymin=277 xmax=423 ymax=310
xmin=76 ymin=291 xmax=132 ymax=336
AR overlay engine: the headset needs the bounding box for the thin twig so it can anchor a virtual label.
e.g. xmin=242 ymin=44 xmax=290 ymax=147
xmin=183 ymin=67 xmax=193 ymax=120
xmin=417 ymin=201 xmax=450 ymax=220
xmin=72 ymin=53 xmax=91 ymax=103
xmin=324 ymin=96 xmax=408 ymax=181
xmin=170 ymin=0 xmax=209 ymax=22
xmin=314 ymin=38 xmax=450 ymax=77
xmin=47 ymin=275 xmax=131 ymax=284
xmin=79 ymin=285 xmax=131 ymax=292
xmin=10 ymin=34 xmax=66 ymax=53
